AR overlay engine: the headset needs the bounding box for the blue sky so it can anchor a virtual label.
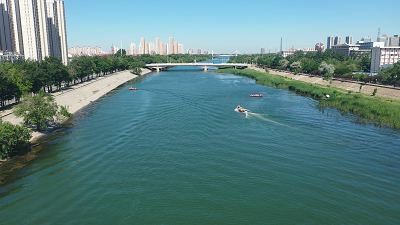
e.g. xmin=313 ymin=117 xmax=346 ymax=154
xmin=66 ymin=0 xmax=400 ymax=54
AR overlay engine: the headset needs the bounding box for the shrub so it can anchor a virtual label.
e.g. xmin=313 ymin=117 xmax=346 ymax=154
xmin=372 ymin=88 xmax=378 ymax=96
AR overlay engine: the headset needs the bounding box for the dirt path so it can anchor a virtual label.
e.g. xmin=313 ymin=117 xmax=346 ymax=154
xmin=249 ymin=66 xmax=400 ymax=100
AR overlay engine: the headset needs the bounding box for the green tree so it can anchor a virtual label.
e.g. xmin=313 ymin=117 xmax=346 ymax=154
xmin=0 ymin=118 xmax=32 ymax=159
xmin=359 ymin=56 xmax=371 ymax=72
xmin=13 ymin=91 xmax=68 ymax=131
xmin=42 ymin=57 xmax=70 ymax=91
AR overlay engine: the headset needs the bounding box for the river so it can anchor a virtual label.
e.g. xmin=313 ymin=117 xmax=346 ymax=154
xmin=1 ymin=58 xmax=399 ymax=224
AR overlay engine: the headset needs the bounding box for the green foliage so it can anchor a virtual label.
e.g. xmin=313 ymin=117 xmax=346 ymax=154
xmin=319 ymin=62 xmax=335 ymax=74
xmin=324 ymin=73 xmax=333 ymax=80
xmin=215 ymin=68 xmax=400 ymax=129
xmin=13 ymin=91 xmax=60 ymax=131
xmin=334 ymin=66 xmax=351 ymax=75
xmin=372 ymin=88 xmax=378 ymax=96
xmin=0 ymin=118 xmax=32 ymax=159
xmin=60 ymin=105 xmax=73 ymax=118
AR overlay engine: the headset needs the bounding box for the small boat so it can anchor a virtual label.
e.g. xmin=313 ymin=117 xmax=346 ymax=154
xmin=236 ymin=105 xmax=247 ymax=113
xmin=129 ymin=87 xmax=137 ymax=90
xmin=250 ymin=93 xmax=262 ymax=97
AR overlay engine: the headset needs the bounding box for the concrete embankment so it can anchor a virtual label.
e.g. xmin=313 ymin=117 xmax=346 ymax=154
xmin=249 ymin=66 xmax=400 ymax=100
xmin=0 ymin=69 xmax=151 ymax=141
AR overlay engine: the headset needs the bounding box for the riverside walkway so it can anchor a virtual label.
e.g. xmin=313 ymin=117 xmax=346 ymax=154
xmin=146 ymin=63 xmax=250 ymax=72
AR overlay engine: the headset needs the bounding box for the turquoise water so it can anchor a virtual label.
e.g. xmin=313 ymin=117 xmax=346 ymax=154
xmin=1 ymin=61 xmax=400 ymax=224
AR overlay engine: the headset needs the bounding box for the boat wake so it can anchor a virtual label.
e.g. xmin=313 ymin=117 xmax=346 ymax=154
xmin=236 ymin=109 xmax=300 ymax=131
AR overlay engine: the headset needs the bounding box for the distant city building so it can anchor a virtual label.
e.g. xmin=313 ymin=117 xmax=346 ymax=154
xmin=139 ymin=38 xmax=145 ymax=54
xmin=358 ymin=41 xmax=385 ymax=50
xmin=160 ymin=41 xmax=164 ymax=55
xmin=145 ymin=42 xmax=149 ymax=54
xmin=204 ymin=51 xmax=209 ymax=55
xmin=130 ymin=42 xmax=136 ymax=55
xmin=197 ymin=49 xmax=202 ymax=55
xmin=169 ymin=37 xmax=174 ymax=54
xmin=187 ymin=49 xmax=196 ymax=55
xmin=389 ymin=35 xmax=399 ymax=47
xmin=315 ymin=43 xmax=325 ymax=51
xmin=361 ymin=36 xmax=371 ymax=43
xmin=370 ymin=46 xmax=400 ymax=73
xmin=174 ymin=41 xmax=178 ymax=54
xmin=345 ymin=35 xmax=353 ymax=44
xmin=178 ymin=44 xmax=184 ymax=54
xmin=334 ymin=36 xmax=342 ymax=46
xmin=377 ymin=34 xmax=389 ymax=46
xmin=261 ymin=48 xmax=265 ymax=54
xmin=155 ymin=37 xmax=159 ymax=55
xmin=0 ymin=51 xmax=25 ymax=61
xmin=279 ymin=47 xmax=316 ymax=57
xmin=331 ymin=43 xmax=360 ymax=56
xmin=327 ymin=36 xmax=335 ymax=49
xmin=149 ymin=42 xmax=156 ymax=55
xmin=68 ymin=46 xmax=103 ymax=56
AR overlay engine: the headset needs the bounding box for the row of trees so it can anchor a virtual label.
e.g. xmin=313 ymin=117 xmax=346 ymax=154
xmin=1 ymin=53 xmax=212 ymax=108
xmin=228 ymin=50 xmax=399 ymax=86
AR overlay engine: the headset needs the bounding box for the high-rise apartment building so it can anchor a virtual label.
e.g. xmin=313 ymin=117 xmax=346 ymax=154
xmin=155 ymin=37 xmax=159 ymax=55
xmin=0 ymin=0 xmax=67 ymax=64
xmin=315 ymin=43 xmax=324 ymax=51
xmin=173 ymin=41 xmax=178 ymax=54
xmin=139 ymin=37 xmax=145 ymax=54
xmin=197 ymin=49 xmax=202 ymax=55
xmin=378 ymin=34 xmax=389 ymax=47
xmin=334 ymin=36 xmax=342 ymax=46
xmin=178 ymin=44 xmax=183 ymax=54
xmin=169 ymin=37 xmax=173 ymax=54
xmin=160 ymin=41 xmax=164 ymax=55
xmin=327 ymin=36 xmax=335 ymax=49
xmin=145 ymin=42 xmax=149 ymax=54
xmin=389 ymin=35 xmax=399 ymax=47
xmin=130 ymin=42 xmax=136 ymax=55
xmin=46 ymin=0 xmax=68 ymax=64
xmin=345 ymin=35 xmax=353 ymax=44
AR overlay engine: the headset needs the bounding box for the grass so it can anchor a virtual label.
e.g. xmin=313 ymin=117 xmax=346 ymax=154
xmin=215 ymin=68 xmax=400 ymax=129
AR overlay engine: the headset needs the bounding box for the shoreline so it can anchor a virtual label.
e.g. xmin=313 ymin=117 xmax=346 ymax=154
xmin=1 ymin=68 xmax=152 ymax=143
xmin=249 ymin=66 xmax=400 ymax=100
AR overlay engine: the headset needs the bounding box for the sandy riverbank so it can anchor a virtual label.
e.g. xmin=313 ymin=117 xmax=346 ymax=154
xmin=249 ymin=66 xmax=400 ymax=100
xmin=1 ymin=69 xmax=151 ymax=141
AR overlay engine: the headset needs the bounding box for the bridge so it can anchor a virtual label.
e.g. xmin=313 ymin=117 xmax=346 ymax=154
xmin=146 ymin=63 xmax=250 ymax=72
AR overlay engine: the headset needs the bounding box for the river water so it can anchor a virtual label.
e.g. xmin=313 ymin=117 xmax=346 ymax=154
xmin=1 ymin=59 xmax=400 ymax=224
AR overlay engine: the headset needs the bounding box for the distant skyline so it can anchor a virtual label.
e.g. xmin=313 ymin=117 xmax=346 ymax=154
xmin=66 ymin=0 xmax=400 ymax=54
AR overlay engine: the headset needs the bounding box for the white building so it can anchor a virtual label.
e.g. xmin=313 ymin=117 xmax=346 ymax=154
xmin=345 ymin=35 xmax=353 ymax=44
xmin=370 ymin=46 xmax=400 ymax=73
xmin=358 ymin=41 xmax=385 ymax=50
xmin=0 ymin=0 xmax=67 ymax=64
xmin=327 ymin=36 xmax=335 ymax=49
xmin=130 ymin=42 xmax=136 ymax=55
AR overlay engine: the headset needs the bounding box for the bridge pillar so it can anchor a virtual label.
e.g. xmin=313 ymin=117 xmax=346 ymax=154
xmin=203 ymin=66 xmax=208 ymax=72
xmin=156 ymin=67 xmax=160 ymax=72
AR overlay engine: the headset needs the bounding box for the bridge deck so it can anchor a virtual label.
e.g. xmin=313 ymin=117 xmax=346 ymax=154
xmin=146 ymin=63 xmax=250 ymax=67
